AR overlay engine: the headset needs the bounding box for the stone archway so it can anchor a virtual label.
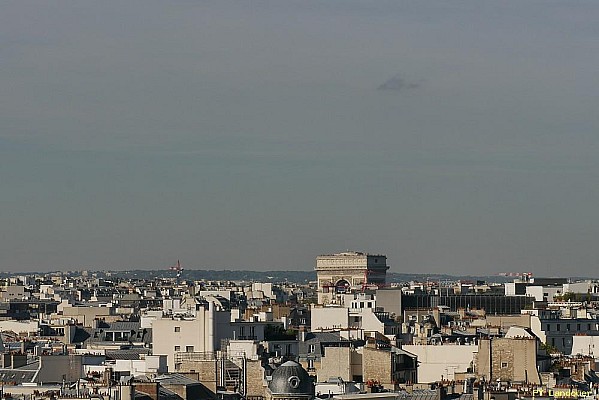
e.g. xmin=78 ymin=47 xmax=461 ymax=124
xmin=335 ymin=279 xmax=351 ymax=294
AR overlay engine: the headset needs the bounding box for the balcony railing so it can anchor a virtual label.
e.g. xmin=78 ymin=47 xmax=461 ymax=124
xmin=174 ymin=351 xmax=216 ymax=362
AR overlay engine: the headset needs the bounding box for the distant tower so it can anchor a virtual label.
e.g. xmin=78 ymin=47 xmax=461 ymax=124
xmin=169 ymin=260 xmax=184 ymax=283
xmin=315 ymin=251 xmax=389 ymax=304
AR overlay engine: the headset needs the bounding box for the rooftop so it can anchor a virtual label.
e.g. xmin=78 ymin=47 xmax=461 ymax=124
xmin=318 ymin=252 xmax=385 ymax=258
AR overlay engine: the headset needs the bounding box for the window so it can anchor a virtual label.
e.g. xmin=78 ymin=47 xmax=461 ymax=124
xmin=501 ymin=362 xmax=508 ymax=368
xmin=175 ymin=345 xmax=181 ymax=351
xmin=309 ymin=344 xmax=316 ymax=353
xmin=566 ymin=324 xmax=571 ymax=331
xmin=577 ymin=324 xmax=581 ymax=331
xmin=557 ymin=324 xmax=561 ymax=332
xmin=288 ymin=376 xmax=300 ymax=389
xmin=546 ymin=324 xmax=551 ymax=332
xmin=174 ymin=326 xmax=180 ymax=332
xmin=186 ymin=345 xmax=194 ymax=353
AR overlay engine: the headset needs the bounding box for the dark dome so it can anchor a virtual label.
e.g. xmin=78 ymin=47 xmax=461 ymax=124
xmin=268 ymin=361 xmax=313 ymax=395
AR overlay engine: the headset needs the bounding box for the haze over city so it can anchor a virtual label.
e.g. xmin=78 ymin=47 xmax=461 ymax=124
xmin=2 ymin=1 xmax=599 ymax=275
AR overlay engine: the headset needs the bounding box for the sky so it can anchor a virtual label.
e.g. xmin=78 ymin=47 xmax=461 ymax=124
xmin=2 ymin=1 xmax=599 ymax=275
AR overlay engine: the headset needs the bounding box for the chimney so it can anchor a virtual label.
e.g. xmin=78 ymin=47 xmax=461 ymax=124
xmin=134 ymin=383 xmax=159 ymax=400
xmin=299 ymin=326 xmax=307 ymax=342
xmin=121 ymin=384 xmax=136 ymax=400
xmin=104 ymin=367 xmax=113 ymax=385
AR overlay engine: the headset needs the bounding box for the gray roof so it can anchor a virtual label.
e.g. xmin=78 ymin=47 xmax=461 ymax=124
xmin=106 ymin=348 xmax=151 ymax=360
xmin=85 ymin=321 xmax=149 ymax=345
xmin=269 ymin=361 xmax=313 ymax=395
xmin=105 ymin=321 xmax=141 ymax=331
xmin=334 ymin=391 xmax=438 ymax=400
xmin=396 ymin=390 xmax=439 ymax=400
xmin=158 ymin=386 xmax=183 ymax=400
xmin=155 ymin=373 xmax=202 ymax=386
xmin=0 ymin=360 xmax=40 ymax=385
xmin=0 ymin=370 xmax=37 ymax=384
xmin=153 ymin=374 xmax=216 ymax=399
xmin=304 ymin=332 xmax=346 ymax=343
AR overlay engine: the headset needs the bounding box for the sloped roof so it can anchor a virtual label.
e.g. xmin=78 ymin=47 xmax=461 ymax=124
xmin=106 ymin=348 xmax=151 ymax=360
xmin=504 ymin=325 xmax=539 ymax=340
xmin=158 ymin=386 xmax=183 ymax=400
xmin=106 ymin=321 xmax=141 ymax=331
xmin=304 ymin=332 xmax=347 ymax=343
xmin=155 ymin=373 xmax=201 ymax=386
xmin=0 ymin=360 xmax=40 ymax=385
xmin=395 ymin=390 xmax=438 ymax=400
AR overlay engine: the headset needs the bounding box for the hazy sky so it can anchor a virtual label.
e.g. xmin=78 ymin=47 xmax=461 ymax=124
xmin=2 ymin=1 xmax=599 ymax=275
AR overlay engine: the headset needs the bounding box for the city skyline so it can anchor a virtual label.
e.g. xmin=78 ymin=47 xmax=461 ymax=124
xmin=2 ymin=1 xmax=599 ymax=275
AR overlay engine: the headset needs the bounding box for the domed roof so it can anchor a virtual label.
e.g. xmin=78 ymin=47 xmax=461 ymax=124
xmin=268 ymin=361 xmax=313 ymax=395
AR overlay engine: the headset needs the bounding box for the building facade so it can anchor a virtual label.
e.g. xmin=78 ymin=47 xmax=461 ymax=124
xmin=475 ymin=327 xmax=543 ymax=385
xmin=152 ymin=303 xmax=232 ymax=371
